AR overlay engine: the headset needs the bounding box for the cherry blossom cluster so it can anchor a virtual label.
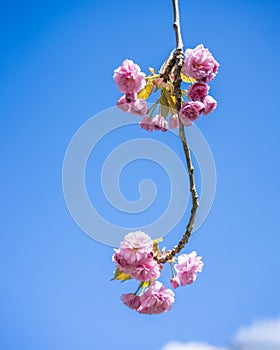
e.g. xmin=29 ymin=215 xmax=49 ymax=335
xmin=113 ymin=44 xmax=219 ymax=131
xmin=112 ymin=231 xmax=203 ymax=314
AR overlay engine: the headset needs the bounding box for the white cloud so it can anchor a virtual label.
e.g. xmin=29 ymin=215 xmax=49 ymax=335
xmin=161 ymin=317 xmax=280 ymax=350
xmin=161 ymin=341 xmax=228 ymax=350
xmin=235 ymin=318 xmax=280 ymax=347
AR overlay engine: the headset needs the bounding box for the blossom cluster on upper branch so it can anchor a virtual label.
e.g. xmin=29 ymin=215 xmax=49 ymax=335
xmin=113 ymin=44 xmax=219 ymax=131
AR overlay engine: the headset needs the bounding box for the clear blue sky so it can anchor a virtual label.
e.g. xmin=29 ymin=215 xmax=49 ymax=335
xmin=1 ymin=0 xmax=280 ymax=349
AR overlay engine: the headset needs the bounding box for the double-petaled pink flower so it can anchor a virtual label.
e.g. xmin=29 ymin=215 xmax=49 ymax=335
xmin=188 ymin=82 xmax=209 ymax=102
xmin=117 ymin=95 xmax=147 ymax=116
xmin=114 ymin=59 xmax=146 ymax=94
xmin=152 ymin=114 xmax=168 ymax=132
xmin=139 ymin=116 xmax=155 ymax=132
xmin=139 ymin=115 xmax=168 ymax=132
xmin=179 ymin=101 xmax=204 ymax=126
xmin=121 ymin=293 xmax=141 ymax=310
xmin=174 ymin=251 xmax=204 ymax=286
xmin=121 ymin=282 xmax=175 ymax=314
xmin=202 ymin=95 xmax=217 ymax=115
xmin=113 ymin=231 xmax=160 ymax=282
xmin=183 ymin=44 xmax=219 ymax=83
xmin=138 ymin=281 xmax=175 ymax=314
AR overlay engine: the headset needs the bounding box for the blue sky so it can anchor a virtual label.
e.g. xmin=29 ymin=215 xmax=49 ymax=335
xmin=1 ymin=0 xmax=280 ymax=349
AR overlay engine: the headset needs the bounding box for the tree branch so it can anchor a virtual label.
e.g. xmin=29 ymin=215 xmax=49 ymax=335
xmin=155 ymin=0 xmax=199 ymax=264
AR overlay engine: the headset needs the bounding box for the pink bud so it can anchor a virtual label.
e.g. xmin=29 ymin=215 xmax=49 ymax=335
xmin=169 ymin=114 xmax=179 ymax=129
xmin=170 ymin=276 xmax=180 ymax=289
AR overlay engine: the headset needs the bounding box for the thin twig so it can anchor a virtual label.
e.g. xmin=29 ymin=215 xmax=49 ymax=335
xmin=155 ymin=0 xmax=199 ymax=264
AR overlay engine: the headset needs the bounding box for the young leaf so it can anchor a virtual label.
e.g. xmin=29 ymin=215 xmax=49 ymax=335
xmin=138 ymin=81 xmax=153 ymax=100
xmin=160 ymin=89 xmax=170 ymax=118
xmin=153 ymin=237 xmax=163 ymax=255
xmin=166 ymin=94 xmax=177 ymax=115
xmin=111 ymin=267 xmax=131 ymax=282
xmin=148 ymin=67 xmax=156 ymax=75
xmin=181 ymin=72 xmax=196 ymax=84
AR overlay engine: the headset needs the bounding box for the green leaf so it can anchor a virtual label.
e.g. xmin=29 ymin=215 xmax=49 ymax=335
xmin=166 ymin=94 xmax=177 ymax=115
xmin=138 ymin=81 xmax=153 ymax=100
xmin=159 ymin=89 xmax=170 ymax=118
xmin=111 ymin=267 xmax=131 ymax=282
xmin=181 ymin=72 xmax=196 ymax=83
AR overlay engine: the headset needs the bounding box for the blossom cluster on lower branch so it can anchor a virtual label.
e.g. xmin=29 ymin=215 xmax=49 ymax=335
xmin=112 ymin=231 xmax=203 ymax=315
xmin=113 ymin=44 xmax=219 ymax=132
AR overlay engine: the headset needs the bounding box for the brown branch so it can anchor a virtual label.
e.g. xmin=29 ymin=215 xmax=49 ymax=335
xmin=155 ymin=0 xmax=199 ymax=264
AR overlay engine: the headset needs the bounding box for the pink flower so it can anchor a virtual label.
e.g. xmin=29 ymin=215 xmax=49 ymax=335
xmin=183 ymin=44 xmax=219 ymax=83
xmin=188 ymin=83 xmax=209 ymax=101
xmin=113 ymin=231 xmax=161 ymax=282
xmin=169 ymin=114 xmax=179 ymax=129
xmin=170 ymin=276 xmax=180 ymax=289
xmin=202 ymin=95 xmax=217 ymax=115
xmin=137 ymin=281 xmax=175 ymax=314
xmin=117 ymin=95 xmax=147 ymax=116
xmin=139 ymin=116 xmax=155 ymax=132
xmin=116 ymin=95 xmax=131 ymax=113
xmin=119 ymin=231 xmax=153 ymax=251
xmin=174 ymin=251 xmax=204 ymax=286
xmin=179 ymin=101 xmax=204 ymax=126
xmin=121 ymin=293 xmax=141 ymax=310
xmin=130 ymin=99 xmax=147 ymax=116
xmin=152 ymin=115 xmax=168 ymax=132
xmin=113 ymin=251 xmax=135 ymax=275
xmin=131 ymin=259 xmax=161 ymax=282
xmin=117 ymin=231 xmax=153 ymax=265
xmin=113 ymin=59 xmax=146 ymax=94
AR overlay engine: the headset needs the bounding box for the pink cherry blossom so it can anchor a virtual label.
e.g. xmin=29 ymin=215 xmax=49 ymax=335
xmin=131 ymin=259 xmax=161 ymax=282
xmin=169 ymin=114 xmax=179 ymax=129
xmin=137 ymin=281 xmax=175 ymax=314
xmin=113 ymin=231 xmax=161 ymax=282
xmin=139 ymin=116 xmax=155 ymax=132
xmin=130 ymin=99 xmax=147 ymax=116
xmin=113 ymin=59 xmax=146 ymax=94
xmin=179 ymin=101 xmax=204 ymax=126
xmin=116 ymin=95 xmax=147 ymax=116
xmin=202 ymin=95 xmax=217 ymax=115
xmin=113 ymin=250 xmax=135 ymax=275
xmin=116 ymin=95 xmax=131 ymax=113
xmin=121 ymin=293 xmax=141 ymax=310
xmin=119 ymin=231 xmax=153 ymax=251
xmin=188 ymin=83 xmax=209 ymax=101
xmin=117 ymin=231 xmax=153 ymax=264
xmin=183 ymin=44 xmax=219 ymax=83
xmin=174 ymin=251 xmax=204 ymax=286
xmin=170 ymin=276 xmax=180 ymax=289
xmin=152 ymin=114 xmax=168 ymax=132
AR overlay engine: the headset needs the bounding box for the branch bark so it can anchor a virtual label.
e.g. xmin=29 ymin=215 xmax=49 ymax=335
xmin=155 ymin=0 xmax=199 ymax=264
